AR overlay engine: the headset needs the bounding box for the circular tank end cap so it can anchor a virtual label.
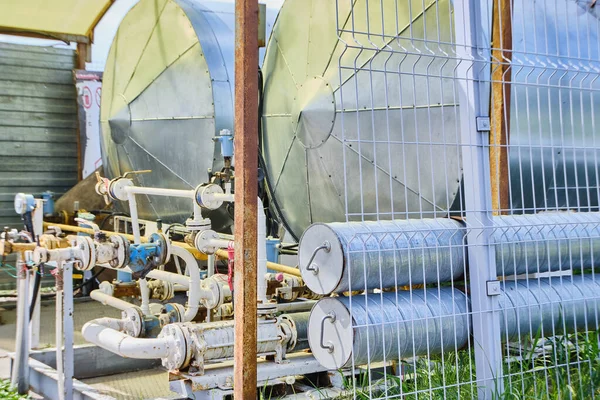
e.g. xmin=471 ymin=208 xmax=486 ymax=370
xmin=292 ymin=76 xmax=335 ymax=149
xmin=308 ymin=297 xmax=353 ymax=370
xmin=298 ymin=224 xmax=344 ymax=295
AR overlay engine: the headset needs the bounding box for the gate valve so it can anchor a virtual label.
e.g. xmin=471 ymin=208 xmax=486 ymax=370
xmin=128 ymin=233 xmax=170 ymax=279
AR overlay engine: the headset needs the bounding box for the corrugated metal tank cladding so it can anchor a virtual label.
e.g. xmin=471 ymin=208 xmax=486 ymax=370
xmin=100 ymin=0 xmax=236 ymax=228
xmin=260 ymin=0 xmax=600 ymax=239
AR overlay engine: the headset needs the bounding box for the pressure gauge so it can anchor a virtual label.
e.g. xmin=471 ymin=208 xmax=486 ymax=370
xmin=14 ymin=193 xmax=35 ymax=215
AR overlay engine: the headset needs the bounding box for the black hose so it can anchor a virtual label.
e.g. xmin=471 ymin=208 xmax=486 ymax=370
xmin=73 ymin=268 xmax=105 ymax=292
xmin=28 ymin=268 xmax=41 ymax=321
xmin=39 ymin=268 xmax=106 ymax=299
xmin=257 ymin=66 xmax=299 ymax=241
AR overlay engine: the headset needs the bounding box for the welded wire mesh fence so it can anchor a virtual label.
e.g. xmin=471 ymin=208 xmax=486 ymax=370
xmin=308 ymin=0 xmax=600 ymax=398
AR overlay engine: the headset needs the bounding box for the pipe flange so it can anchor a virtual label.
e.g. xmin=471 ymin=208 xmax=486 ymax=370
xmin=257 ymin=302 xmax=278 ymax=316
xmin=148 ymin=233 xmax=171 ymax=266
xmin=109 ymin=235 xmax=130 ymax=269
xmin=121 ymin=306 xmax=144 ymax=338
xmin=200 ymin=274 xmax=229 ymax=310
xmin=32 ymin=247 xmax=49 ymax=265
xmin=185 ymin=218 xmax=211 ymax=232
xmin=159 ymin=324 xmax=191 ymax=371
xmin=108 ymin=178 xmax=134 ymax=201
xmin=193 ymin=229 xmax=219 ymax=254
xmin=76 ymin=236 xmax=96 ymax=271
xmin=278 ymin=315 xmax=298 ymax=351
xmin=195 ymin=184 xmax=224 ymax=210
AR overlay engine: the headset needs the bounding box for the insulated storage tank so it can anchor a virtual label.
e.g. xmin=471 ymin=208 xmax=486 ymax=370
xmin=260 ymin=0 xmax=600 ymax=240
xmin=100 ymin=0 xmax=236 ymax=228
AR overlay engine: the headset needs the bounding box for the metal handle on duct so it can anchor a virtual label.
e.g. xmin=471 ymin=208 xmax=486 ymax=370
xmin=305 ymin=241 xmax=331 ymax=275
xmin=320 ymin=312 xmax=336 ymax=353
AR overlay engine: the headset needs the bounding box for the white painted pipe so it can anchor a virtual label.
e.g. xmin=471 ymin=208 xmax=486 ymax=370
xmin=210 ymin=238 xmax=234 ymax=250
xmin=90 ymin=290 xmax=135 ymax=311
xmin=127 ymin=186 xmax=194 ymax=199
xmin=82 ymin=321 xmax=169 ymax=359
xmin=139 ymin=278 xmax=151 ymax=316
xmin=207 ymin=254 xmax=215 ymax=278
xmin=210 ymin=192 xmax=235 ymax=202
xmin=257 ymin=197 xmax=268 ymax=304
xmin=275 ymin=300 xmax=318 ymax=313
xmin=193 ymin=202 xmax=203 ymax=224
xmin=146 ymin=269 xmax=190 ymax=288
xmin=174 ymin=284 xmax=188 ymax=292
xmin=125 ymin=185 xmax=203 ymax=227
xmin=126 ymin=190 xmax=141 ymax=244
xmin=170 ymin=246 xmax=200 ymax=322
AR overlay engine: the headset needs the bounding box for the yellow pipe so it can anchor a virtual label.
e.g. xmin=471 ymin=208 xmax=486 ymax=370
xmin=43 ymin=222 xmax=206 ymax=260
xmin=215 ymin=248 xmax=302 ymax=278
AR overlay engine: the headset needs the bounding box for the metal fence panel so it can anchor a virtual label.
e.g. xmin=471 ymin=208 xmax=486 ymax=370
xmin=275 ymin=0 xmax=600 ymax=398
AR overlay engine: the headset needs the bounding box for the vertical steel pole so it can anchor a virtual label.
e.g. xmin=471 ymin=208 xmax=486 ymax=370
xmin=63 ymin=262 xmax=74 ymax=400
xmin=11 ymin=256 xmax=29 ymax=394
xmin=234 ymin=0 xmax=259 ymax=398
xmin=453 ymin=1 xmax=504 ymax=398
xmin=55 ymin=267 xmax=65 ymax=399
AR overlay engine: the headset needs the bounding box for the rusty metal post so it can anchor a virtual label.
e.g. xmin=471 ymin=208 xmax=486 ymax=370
xmin=490 ymin=0 xmax=513 ymax=215
xmin=233 ymin=0 xmax=259 ymax=398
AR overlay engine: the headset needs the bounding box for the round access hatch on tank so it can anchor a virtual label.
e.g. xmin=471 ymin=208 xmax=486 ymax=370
xmin=100 ymin=0 xmax=234 ymax=228
xmin=260 ymin=0 xmax=462 ymax=239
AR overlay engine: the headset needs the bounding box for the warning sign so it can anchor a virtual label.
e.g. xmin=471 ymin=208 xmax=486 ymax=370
xmin=83 ymin=86 xmax=92 ymax=109
xmin=95 ymin=87 xmax=102 ymax=107
xmin=76 ymin=70 xmax=103 ymax=179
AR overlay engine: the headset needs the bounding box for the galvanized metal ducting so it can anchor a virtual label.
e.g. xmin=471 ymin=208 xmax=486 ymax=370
xmin=309 ymin=275 xmax=600 ymax=369
xmin=498 ymin=275 xmax=600 ymax=342
xmin=261 ymin=0 xmax=600 ymax=240
xmin=493 ymin=212 xmax=600 ymax=276
xmin=298 ymin=218 xmax=465 ymax=295
xmin=281 ymin=312 xmax=310 ymax=352
xmin=299 ymin=212 xmax=600 ymax=294
xmin=308 ymin=288 xmax=470 ymax=370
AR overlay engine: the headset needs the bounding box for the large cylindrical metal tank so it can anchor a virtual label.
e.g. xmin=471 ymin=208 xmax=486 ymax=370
xmin=308 ymin=275 xmax=600 ymax=369
xmin=101 ymin=0 xmax=280 ymax=230
xmin=101 ymin=0 xmax=235 ymax=227
xmin=261 ymin=0 xmax=600 ymax=239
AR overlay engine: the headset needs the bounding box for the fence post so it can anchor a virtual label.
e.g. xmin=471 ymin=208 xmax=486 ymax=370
xmin=453 ymin=1 xmax=504 ymax=398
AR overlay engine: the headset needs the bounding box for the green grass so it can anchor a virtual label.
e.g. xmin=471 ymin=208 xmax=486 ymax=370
xmin=0 ymin=380 xmax=29 ymax=400
xmin=341 ymin=331 xmax=600 ymax=400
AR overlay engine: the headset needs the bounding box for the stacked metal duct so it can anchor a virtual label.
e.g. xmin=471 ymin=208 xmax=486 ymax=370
xmin=308 ymin=275 xmax=600 ymax=369
xmin=299 ymin=212 xmax=600 ymax=294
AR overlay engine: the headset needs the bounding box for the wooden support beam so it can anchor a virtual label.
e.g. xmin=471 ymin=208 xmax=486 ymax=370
xmin=490 ymin=0 xmax=513 ymax=215
xmin=233 ymin=0 xmax=259 ymax=398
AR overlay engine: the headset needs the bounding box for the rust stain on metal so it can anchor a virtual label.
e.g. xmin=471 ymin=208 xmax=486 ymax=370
xmin=233 ymin=0 xmax=259 ymax=399
xmin=490 ymin=0 xmax=513 ymax=215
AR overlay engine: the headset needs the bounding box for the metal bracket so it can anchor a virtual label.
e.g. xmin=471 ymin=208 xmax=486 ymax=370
xmin=305 ymin=241 xmax=331 ymax=275
xmin=320 ymin=312 xmax=336 ymax=353
xmin=486 ymin=280 xmax=501 ymax=296
xmin=476 ymin=116 xmax=491 ymax=132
